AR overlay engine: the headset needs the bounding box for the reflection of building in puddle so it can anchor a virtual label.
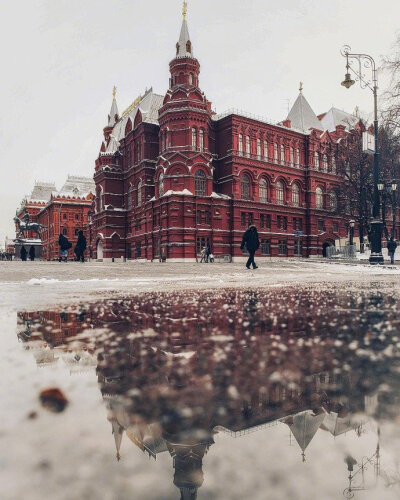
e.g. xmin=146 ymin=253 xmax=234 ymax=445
xmin=16 ymin=287 xmax=400 ymax=498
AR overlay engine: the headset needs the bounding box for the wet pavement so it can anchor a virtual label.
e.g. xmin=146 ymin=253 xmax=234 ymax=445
xmin=2 ymin=263 xmax=400 ymax=499
xmin=1 ymin=281 xmax=400 ymax=499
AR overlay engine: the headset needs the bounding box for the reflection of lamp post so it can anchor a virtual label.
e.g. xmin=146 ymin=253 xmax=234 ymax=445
xmin=349 ymin=220 xmax=355 ymax=247
xmin=379 ymin=181 xmax=398 ymax=240
xmin=341 ymin=45 xmax=383 ymax=265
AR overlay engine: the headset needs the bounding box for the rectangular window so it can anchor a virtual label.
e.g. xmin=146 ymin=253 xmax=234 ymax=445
xmin=205 ymin=211 xmax=211 ymax=225
xmin=264 ymin=140 xmax=268 ymax=160
xmin=278 ymin=240 xmax=287 ymax=255
xmin=257 ymin=139 xmax=261 ymax=159
xmin=283 ymin=217 xmax=287 ymax=230
xmin=277 ymin=216 xmax=282 ymax=229
xmin=266 ymin=214 xmax=271 ymax=229
xmin=136 ymin=243 xmax=142 ymax=259
xmin=333 ymin=222 xmax=339 ymax=233
xmin=318 ymin=220 xmax=325 ymax=231
xmin=248 ymin=212 xmax=253 ymax=225
xmin=238 ymin=134 xmax=243 ymax=156
xmin=241 ymin=212 xmax=246 ymax=227
xmin=294 ymin=240 xmax=302 ymax=256
xmin=260 ymin=214 xmax=264 ymax=228
xmin=197 ymin=210 xmax=202 ymax=224
xmin=62 ymin=228 xmax=67 ymax=236
xmin=246 ymin=136 xmax=251 ymax=157
xmin=261 ymin=239 xmax=271 ymax=255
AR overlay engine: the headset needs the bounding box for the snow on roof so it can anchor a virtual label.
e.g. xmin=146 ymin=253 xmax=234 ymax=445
xmin=162 ymin=188 xmax=193 ymax=197
xmin=28 ymin=181 xmax=57 ymax=202
xmin=58 ymin=175 xmax=95 ymax=198
xmin=287 ymin=91 xmax=322 ymax=132
xmin=320 ymin=107 xmax=358 ymax=132
xmin=110 ymin=89 xmax=164 ymax=145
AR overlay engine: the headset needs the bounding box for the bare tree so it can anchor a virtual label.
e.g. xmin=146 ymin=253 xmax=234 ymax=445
xmin=382 ymin=35 xmax=400 ymax=129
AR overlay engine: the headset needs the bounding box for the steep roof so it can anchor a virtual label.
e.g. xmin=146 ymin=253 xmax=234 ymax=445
xmin=283 ymin=410 xmax=326 ymax=456
xmin=287 ymin=90 xmax=322 ymax=132
xmin=58 ymin=175 xmax=95 ymax=198
xmin=176 ymin=19 xmax=193 ymax=58
xmin=320 ymin=107 xmax=358 ymax=132
xmin=109 ymin=89 xmax=164 ymax=145
xmin=108 ymin=96 xmax=119 ymax=127
xmin=28 ymin=182 xmax=57 ymax=202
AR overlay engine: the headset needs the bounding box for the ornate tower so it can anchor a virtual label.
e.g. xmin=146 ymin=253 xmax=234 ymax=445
xmin=156 ymin=1 xmax=214 ymax=197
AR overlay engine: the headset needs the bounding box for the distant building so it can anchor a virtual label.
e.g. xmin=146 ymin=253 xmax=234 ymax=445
xmin=16 ymin=176 xmax=94 ymax=260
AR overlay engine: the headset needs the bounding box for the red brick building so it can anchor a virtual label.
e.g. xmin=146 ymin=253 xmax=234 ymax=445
xmin=16 ymin=177 xmax=94 ymax=260
xmin=90 ymin=7 xmax=354 ymax=262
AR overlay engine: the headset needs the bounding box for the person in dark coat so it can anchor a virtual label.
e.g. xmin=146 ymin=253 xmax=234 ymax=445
xmin=20 ymin=246 xmax=27 ymax=261
xmin=29 ymin=245 xmax=35 ymax=261
xmin=74 ymin=230 xmax=87 ymax=263
xmin=58 ymin=234 xmax=71 ymax=262
xmin=387 ymin=237 xmax=397 ymax=264
xmin=240 ymin=224 xmax=260 ymax=269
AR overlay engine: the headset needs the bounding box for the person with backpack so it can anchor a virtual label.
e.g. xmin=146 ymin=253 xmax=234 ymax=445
xmin=58 ymin=233 xmax=71 ymax=262
xmin=240 ymin=224 xmax=260 ymax=269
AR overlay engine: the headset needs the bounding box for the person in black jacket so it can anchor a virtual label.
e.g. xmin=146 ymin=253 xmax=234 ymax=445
xmin=58 ymin=234 xmax=71 ymax=262
xmin=387 ymin=237 xmax=397 ymax=265
xmin=20 ymin=246 xmax=27 ymax=261
xmin=74 ymin=231 xmax=87 ymax=263
xmin=29 ymin=245 xmax=35 ymax=261
xmin=240 ymin=224 xmax=260 ymax=269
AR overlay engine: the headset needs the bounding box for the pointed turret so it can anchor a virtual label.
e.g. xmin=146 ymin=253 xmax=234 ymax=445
xmin=176 ymin=2 xmax=193 ymax=58
xmin=286 ymin=83 xmax=321 ymax=132
xmin=108 ymin=86 xmax=119 ymax=127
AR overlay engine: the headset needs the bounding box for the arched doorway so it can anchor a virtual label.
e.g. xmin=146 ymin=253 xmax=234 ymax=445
xmin=97 ymin=240 xmax=103 ymax=261
xmin=322 ymin=241 xmax=334 ymax=258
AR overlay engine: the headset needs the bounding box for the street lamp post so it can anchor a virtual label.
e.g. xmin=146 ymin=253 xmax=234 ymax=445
xmin=341 ymin=46 xmax=383 ymax=264
xmin=349 ymin=219 xmax=355 ymax=246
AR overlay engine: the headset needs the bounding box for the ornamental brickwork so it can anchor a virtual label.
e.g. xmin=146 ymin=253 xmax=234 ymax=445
xmin=90 ymin=10 xmax=354 ymax=262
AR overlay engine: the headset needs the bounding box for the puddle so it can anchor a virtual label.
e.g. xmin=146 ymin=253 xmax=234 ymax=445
xmin=6 ymin=285 xmax=400 ymax=499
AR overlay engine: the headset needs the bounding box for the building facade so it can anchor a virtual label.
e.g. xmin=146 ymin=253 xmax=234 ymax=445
xmin=90 ymin=8 xmax=353 ymax=262
xmin=16 ymin=176 xmax=94 ymax=260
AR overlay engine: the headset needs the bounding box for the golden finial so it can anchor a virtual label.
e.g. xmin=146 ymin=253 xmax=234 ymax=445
xmin=113 ymin=86 xmax=117 ymax=99
xmin=182 ymin=1 xmax=188 ymax=20
xmin=299 ymin=82 xmax=303 ymax=92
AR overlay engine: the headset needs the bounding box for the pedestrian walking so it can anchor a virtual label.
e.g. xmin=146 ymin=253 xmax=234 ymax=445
xmin=58 ymin=234 xmax=71 ymax=262
xmin=205 ymin=244 xmax=211 ymax=263
xmin=74 ymin=230 xmax=87 ymax=263
xmin=29 ymin=246 xmax=36 ymax=261
xmin=240 ymin=224 xmax=260 ymax=269
xmin=387 ymin=237 xmax=397 ymax=265
xmin=20 ymin=246 xmax=27 ymax=261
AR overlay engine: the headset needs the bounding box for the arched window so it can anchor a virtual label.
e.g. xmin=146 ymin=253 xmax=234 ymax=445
xmin=192 ymin=128 xmax=197 ymax=150
xmin=296 ymin=148 xmax=300 ymax=167
xmin=257 ymin=138 xmax=261 ymax=159
xmin=323 ymin=154 xmax=328 ymax=172
xmin=290 ymin=147 xmax=294 ymax=166
xmin=280 ymin=144 xmax=285 ymax=165
xmin=127 ymin=185 xmax=133 ymax=210
xmin=330 ymin=191 xmax=338 ymax=211
xmin=241 ymin=174 xmax=251 ymax=200
xmin=292 ymin=184 xmax=300 ymax=207
xmin=158 ymin=174 xmax=164 ymax=197
xmin=246 ymin=136 xmax=251 ymax=157
xmin=259 ymin=178 xmax=268 ymax=202
xmin=238 ymin=134 xmax=243 ymax=155
xmin=276 ymin=181 xmax=284 ymax=205
xmin=274 ymin=143 xmax=278 ymax=162
xmin=195 ymin=170 xmax=206 ymax=196
xmin=137 ymin=180 xmax=142 ymax=206
xmin=316 ymin=187 xmax=323 ymax=209
xmin=264 ymin=140 xmax=269 ymax=160
xmin=199 ymin=129 xmax=204 ymax=152
xmin=189 ymin=73 xmax=193 ymax=85
xmin=314 ymin=152 xmax=320 ymax=169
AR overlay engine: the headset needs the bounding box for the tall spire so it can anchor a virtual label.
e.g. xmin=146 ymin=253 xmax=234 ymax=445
xmin=108 ymin=86 xmax=119 ymax=127
xmin=176 ymin=1 xmax=193 ymax=58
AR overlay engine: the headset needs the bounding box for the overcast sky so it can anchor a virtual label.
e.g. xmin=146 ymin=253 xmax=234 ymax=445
xmin=1 ymin=0 xmax=400 ymax=245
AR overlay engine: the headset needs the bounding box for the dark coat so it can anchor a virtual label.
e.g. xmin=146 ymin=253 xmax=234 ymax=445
xmin=58 ymin=234 xmax=71 ymax=251
xmin=388 ymin=240 xmax=397 ymax=253
xmin=20 ymin=246 xmax=27 ymax=261
xmin=241 ymin=225 xmax=260 ymax=252
xmin=29 ymin=246 xmax=35 ymax=260
xmin=75 ymin=233 xmax=87 ymax=252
